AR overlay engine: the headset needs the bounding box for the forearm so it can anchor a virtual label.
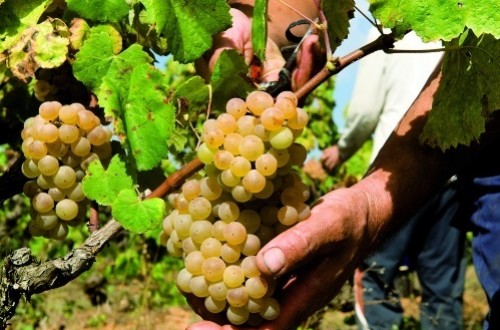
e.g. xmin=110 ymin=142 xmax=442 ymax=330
xmin=349 ymin=67 xmax=458 ymax=246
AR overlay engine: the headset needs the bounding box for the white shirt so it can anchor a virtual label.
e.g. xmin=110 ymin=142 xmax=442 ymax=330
xmin=337 ymin=28 xmax=443 ymax=163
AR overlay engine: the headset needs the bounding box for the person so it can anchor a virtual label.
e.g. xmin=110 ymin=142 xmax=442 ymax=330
xmin=188 ymin=2 xmax=500 ymax=329
xmin=321 ymin=27 xmax=466 ymax=330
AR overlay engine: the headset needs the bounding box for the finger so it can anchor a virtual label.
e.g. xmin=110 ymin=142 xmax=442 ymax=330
xmin=187 ymin=321 xmax=242 ymax=330
xmin=291 ymin=34 xmax=321 ymax=91
xmin=256 ymin=192 xmax=355 ymax=277
xmin=260 ymin=254 xmax=358 ymax=330
xmin=260 ymin=38 xmax=286 ymax=82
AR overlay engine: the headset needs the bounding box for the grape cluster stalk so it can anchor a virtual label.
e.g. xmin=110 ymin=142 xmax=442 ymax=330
xmin=20 ymin=101 xmax=112 ymax=240
xmin=162 ymin=90 xmax=311 ymax=326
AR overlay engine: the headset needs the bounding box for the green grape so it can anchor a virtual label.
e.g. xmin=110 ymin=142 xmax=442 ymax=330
xmin=246 ymin=276 xmax=268 ymax=299
xmin=230 ymin=156 xmax=252 ymax=177
xmin=255 ymin=153 xmax=278 ymax=176
xmin=205 ymin=296 xmax=227 ymax=313
xmin=218 ymin=201 xmax=240 ymax=223
xmin=231 ymin=185 xmax=252 ymax=203
xmin=259 ymin=297 xmax=280 ymax=320
xmin=242 ymin=170 xmax=266 ymax=193
xmin=173 ymin=213 xmax=193 ymax=238
xmin=269 ymin=127 xmax=294 ymax=150
xmin=34 ymin=210 xmax=59 ymax=230
xmin=268 ymin=148 xmax=290 ymax=167
xmin=200 ymin=177 xmax=223 ymax=200
xmin=53 ymin=165 xmax=76 ymax=189
xmin=200 ymin=237 xmax=223 ymax=258
xmin=189 ymin=197 xmax=212 ymax=220
xmin=220 ymin=243 xmax=241 ymax=264
xmin=58 ymin=124 xmax=80 ymax=144
xmin=213 ymin=150 xmax=234 ymax=170
xmin=189 ymin=275 xmax=210 ymax=298
xmin=217 ymin=113 xmax=237 ymax=134
xmin=197 ymin=143 xmax=216 ymax=165
xmin=47 ymin=140 xmax=69 ymax=158
xmin=241 ymin=234 xmax=261 ymax=256
xmin=203 ymin=128 xmax=225 ymax=149
xmin=211 ymin=221 xmax=227 ymax=241
xmin=260 ymin=107 xmax=285 ymax=131
xmin=277 ymin=205 xmax=299 ymax=226
xmin=223 ymin=222 xmax=247 ymax=245
xmin=254 ymin=123 xmax=270 ymax=142
xmin=58 ymin=104 xmax=81 ymax=124
xmin=87 ymin=126 xmax=108 ymax=146
xmin=39 ymin=101 xmax=62 ymax=121
xmin=181 ymin=237 xmax=200 ymax=255
xmin=223 ymin=265 xmax=245 ymax=288
xmin=239 ymin=135 xmax=264 ymax=161
xmin=287 ymin=107 xmax=308 ymax=130
xmin=176 ymin=268 xmax=193 ymax=293
xmin=77 ymin=110 xmax=99 ymax=131
xmin=36 ymin=175 xmax=55 ymax=190
xmin=65 ymin=183 xmax=85 ymax=202
xmin=32 ymin=192 xmax=54 ymax=213
xmin=36 ymin=123 xmax=60 ymax=143
xmin=227 ymin=306 xmax=250 ymax=325
xmin=55 ymin=199 xmax=79 ymax=221
xmin=46 ymin=222 xmax=69 ymax=241
xmin=247 ymin=297 xmax=264 ymax=313
xmin=185 ymin=251 xmax=205 ymax=276
xmin=190 ymin=220 xmax=213 ymax=244
xmin=226 ymin=97 xmax=247 ymax=119
xmin=22 ymin=159 xmax=41 ymax=179
xmin=240 ymin=256 xmax=260 ymax=278
xmin=208 ymin=281 xmax=229 ymax=301
xmin=27 ymin=140 xmax=48 ymax=160
xmin=275 ymin=96 xmax=297 ymax=119
xmin=202 ymin=256 xmax=226 ymax=282
xmin=71 ymin=136 xmax=91 ymax=157
xmin=37 ymin=154 xmax=59 ymax=176
xmin=227 ymin=287 xmax=249 ymax=307
xmin=246 ymin=91 xmax=274 ymax=116
xmin=182 ymin=179 xmax=201 ymax=201
xmin=223 ymin=133 xmax=243 ymax=155
xmin=236 ymin=115 xmax=257 ymax=136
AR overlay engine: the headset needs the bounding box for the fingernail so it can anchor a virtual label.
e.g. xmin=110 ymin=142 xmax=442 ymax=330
xmin=262 ymin=248 xmax=286 ymax=274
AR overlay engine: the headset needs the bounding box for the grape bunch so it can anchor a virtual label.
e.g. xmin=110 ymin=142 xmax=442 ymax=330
xmin=21 ymin=101 xmax=112 ymax=240
xmin=162 ymin=90 xmax=311 ymax=326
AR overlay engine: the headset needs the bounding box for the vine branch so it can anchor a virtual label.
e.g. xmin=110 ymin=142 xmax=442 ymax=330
xmin=0 ymin=159 xmax=203 ymax=329
xmin=295 ymin=33 xmax=396 ymax=100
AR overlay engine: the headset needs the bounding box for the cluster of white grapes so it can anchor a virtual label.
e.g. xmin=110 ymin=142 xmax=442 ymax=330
xmin=162 ymin=90 xmax=311 ymax=325
xmin=21 ymin=101 xmax=112 ymax=240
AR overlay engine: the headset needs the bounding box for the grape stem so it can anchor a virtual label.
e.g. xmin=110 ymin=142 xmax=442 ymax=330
xmin=294 ymin=32 xmax=395 ymax=100
xmin=0 ymin=159 xmax=203 ymax=327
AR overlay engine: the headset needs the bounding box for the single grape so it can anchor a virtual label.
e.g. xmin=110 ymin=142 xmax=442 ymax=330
xmin=208 ymin=281 xmax=229 ymax=301
xmin=59 ymin=124 xmax=80 ymax=144
xmin=218 ymin=201 xmax=240 ymax=223
xmin=185 ymin=251 xmax=205 ymax=276
xmin=239 ymin=135 xmax=264 ymax=161
xmin=32 ymin=192 xmax=54 ymax=213
xmin=241 ymin=234 xmax=261 ymax=256
xmin=230 ymin=156 xmax=252 ymax=177
xmin=176 ymin=268 xmax=193 ymax=293
xmin=200 ymin=177 xmax=223 ymax=200
xmin=27 ymin=140 xmax=48 ymax=159
xmin=46 ymin=222 xmax=69 ymax=240
xmin=227 ymin=306 xmax=250 ymax=325
xmin=47 ymin=187 xmax=66 ymax=202
xmin=205 ymin=296 xmax=227 ymax=313
xmin=58 ymin=104 xmax=80 ymax=124
xmin=46 ymin=140 xmax=69 ymax=158
xmin=55 ymin=198 xmax=79 ymax=221
xmin=211 ymin=221 xmax=227 ymax=241
xmin=220 ymin=243 xmax=241 ymax=264
xmin=274 ymin=96 xmax=297 ymax=119
xmin=173 ymin=213 xmax=193 ymax=238
xmin=223 ymin=222 xmax=247 ymax=245
xmin=189 ymin=197 xmax=212 ymax=220
xmin=259 ymin=297 xmax=280 ymax=320
xmin=226 ymin=98 xmax=247 ymax=119
xmin=217 ymin=113 xmax=237 ymax=134
xmin=190 ymin=220 xmax=213 ymax=244
xmin=203 ymin=128 xmax=225 ymax=149
xmin=240 ymin=256 xmax=260 ymax=278
xmin=200 ymin=237 xmax=223 ymax=258
xmin=36 ymin=123 xmax=59 ymax=143
xmin=34 ymin=210 xmax=59 ymax=230
xmin=80 ymin=153 xmax=100 ymax=171
xmin=53 ymin=165 xmax=76 ymax=189
xmin=255 ymin=153 xmax=278 ymax=176
xmin=65 ymin=182 xmax=86 ymax=202
xmin=246 ymin=91 xmax=274 ymax=116
xmin=213 ymin=150 xmax=234 ymax=170
xmin=236 ymin=115 xmax=257 ymax=136
xmin=39 ymin=101 xmax=62 ymax=121
xmin=182 ymin=179 xmax=201 ymax=201
xmin=260 ymin=107 xmax=285 ymax=131
xmin=202 ymin=256 xmax=226 ymax=282
xmin=223 ymin=133 xmax=243 ymax=155
xmin=227 ymin=287 xmax=249 ymax=307
xmin=197 ymin=143 xmax=216 ymax=165
xmin=287 ymin=107 xmax=308 ymax=130
xmin=242 ymin=170 xmax=266 ymax=193
xmin=223 ymin=265 xmax=245 ymax=288
xmin=23 ymin=180 xmax=41 ymax=197
xmin=36 ymin=175 xmax=55 ymax=190
xmin=231 ymin=185 xmax=253 ymax=203
xmin=77 ymin=110 xmax=99 ymax=131
xmin=189 ymin=275 xmax=210 ymax=298
xmin=269 ymin=127 xmax=294 ymax=150
xmin=22 ymin=159 xmax=41 ymax=179
xmin=71 ymin=136 xmax=91 ymax=157
xmin=37 ymin=154 xmax=59 ymax=176
xmin=87 ymin=126 xmax=108 ymax=146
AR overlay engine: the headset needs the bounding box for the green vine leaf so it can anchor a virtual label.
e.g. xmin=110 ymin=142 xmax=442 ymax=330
xmin=142 ymin=0 xmax=231 ymax=63
xmin=322 ymin=0 xmax=355 ymax=53
xmin=421 ymin=32 xmax=500 ymax=150
xmin=82 ymin=155 xmax=134 ymax=206
xmin=174 ymin=75 xmax=210 ymax=115
xmin=210 ymin=49 xmax=254 ymax=111
xmin=66 ymin=0 xmax=130 ymax=23
xmin=6 ymin=19 xmax=69 ymax=81
xmin=369 ymin=0 xmax=500 ymax=41
xmin=252 ymin=0 xmax=268 ymax=61
xmin=0 ymin=0 xmax=50 ymax=55
xmin=125 ymin=63 xmax=175 ymax=171
xmin=111 ymin=189 xmax=166 ymax=234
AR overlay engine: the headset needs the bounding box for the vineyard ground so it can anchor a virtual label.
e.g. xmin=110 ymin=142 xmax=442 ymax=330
xmin=6 ymin=265 xmax=487 ymax=330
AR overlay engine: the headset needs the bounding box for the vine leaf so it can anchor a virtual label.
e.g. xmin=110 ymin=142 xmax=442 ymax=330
xmin=421 ymin=32 xmax=500 ymax=150
xmin=82 ymin=155 xmax=134 ymax=206
xmin=141 ymin=0 xmax=232 ymax=63
xmin=66 ymin=0 xmax=130 ymax=23
xmin=125 ymin=63 xmax=175 ymax=171
xmin=210 ymin=49 xmax=254 ymax=111
xmin=0 ymin=0 xmax=50 ymax=56
xmin=174 ymin=75 xmax=210 ymax=115
xmin=322 ymin=0 xmax=355 ymax=53
xmin=252 ymin=0 xmax=268 ymax=61
xmin=111 ymin=189 xmax=166 ymax=234
xmin=369 ymin=0 xmax=500 ymax=41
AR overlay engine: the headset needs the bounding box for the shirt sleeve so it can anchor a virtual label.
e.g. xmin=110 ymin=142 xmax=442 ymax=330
xmin=337 ymin=30 xmax=387 ymax=161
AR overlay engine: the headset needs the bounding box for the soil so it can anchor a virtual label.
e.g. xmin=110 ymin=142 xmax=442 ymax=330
xmin=7 ymin=266 xmax=487 ymax=330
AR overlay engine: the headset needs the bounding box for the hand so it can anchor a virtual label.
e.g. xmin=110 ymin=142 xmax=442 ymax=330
xmin=188 ymin=187 xmax=375 ymax=330
xmin=320 ymin=145 xmax=342 ymax=172
xmin=195 ymin=8 xmax=322 ymax=91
